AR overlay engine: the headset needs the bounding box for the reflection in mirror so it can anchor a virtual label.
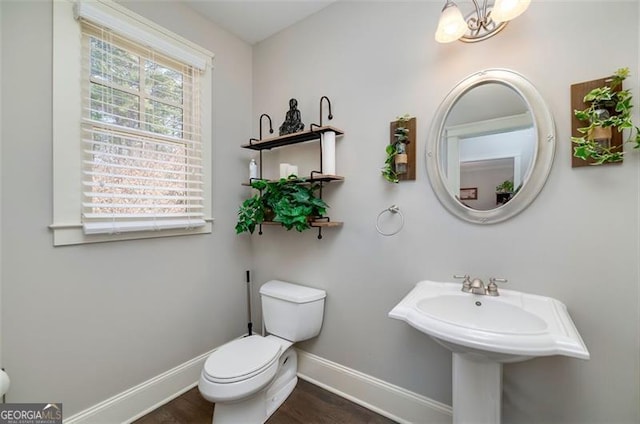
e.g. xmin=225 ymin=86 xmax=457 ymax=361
xmin=440 ymin=83 xmax=536 ymax=210
xmin=426 ymin=69 xmax=556 ymax=224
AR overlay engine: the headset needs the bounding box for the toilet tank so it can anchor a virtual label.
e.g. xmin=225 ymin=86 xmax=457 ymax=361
xmin=260 ymin=280 xmax=326 ymax=342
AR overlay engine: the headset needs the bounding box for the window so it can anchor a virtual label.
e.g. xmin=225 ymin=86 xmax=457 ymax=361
xmin=52 ymin=0 xmax=213 ymax=245
xmin=81 ymin=22 xmax=204 ymax=234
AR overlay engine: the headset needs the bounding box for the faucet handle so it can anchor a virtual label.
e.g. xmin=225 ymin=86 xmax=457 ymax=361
xmin=487 ymin=277 xmax=508 ymax=296
xmin=453 ymin=274 xmax=472 ymax=293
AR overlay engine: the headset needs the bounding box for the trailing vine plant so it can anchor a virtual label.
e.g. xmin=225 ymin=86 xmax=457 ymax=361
xmin=382 ymin=114 xmax=412 ymax=183
xmin=381 ymin=144 xmax=399 ymax=183
xmin=572 ymin=67 xmax=640 ymax=164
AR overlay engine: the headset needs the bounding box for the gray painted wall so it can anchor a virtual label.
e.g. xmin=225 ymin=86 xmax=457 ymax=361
xmin=1 ymin=1 xmax=639 ymax=422
xmin=252 ymin=2 xmax=640 ymax=423
xmin=1 ymin=0 xmax=254 ymax=416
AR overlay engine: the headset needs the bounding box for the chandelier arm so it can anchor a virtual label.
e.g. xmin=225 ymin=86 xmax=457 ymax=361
xmin=481 ymin=0 xmax=490 ymax=24
xmin=469 ymin=0 xmax=482 ymax=19
xmin=467 ymin=0 xmax=483 ymax=29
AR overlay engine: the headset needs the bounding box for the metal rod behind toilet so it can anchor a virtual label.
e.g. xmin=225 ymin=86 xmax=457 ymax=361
xmin=246 ymin=270 xmax=252 ymax=336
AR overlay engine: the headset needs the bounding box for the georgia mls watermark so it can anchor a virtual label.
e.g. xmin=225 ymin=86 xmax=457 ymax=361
xmin=0 ymin=403 xmax=62 ymax=424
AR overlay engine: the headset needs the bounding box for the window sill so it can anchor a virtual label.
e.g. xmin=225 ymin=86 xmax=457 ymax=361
xmin=50 ymin=219 xmax=214 ymax=246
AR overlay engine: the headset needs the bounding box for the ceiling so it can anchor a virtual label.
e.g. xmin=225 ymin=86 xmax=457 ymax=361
xmin=182 ymin=0 xmax=338 ymax=45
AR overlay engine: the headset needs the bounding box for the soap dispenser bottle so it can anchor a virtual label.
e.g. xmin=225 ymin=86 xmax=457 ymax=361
xmin=249 ymin=158 xmax=258 ymax=181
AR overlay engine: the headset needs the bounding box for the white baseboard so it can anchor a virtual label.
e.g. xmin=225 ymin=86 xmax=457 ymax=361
xmin=296 ymin=349 xmax=453 ymax=424
xmin=64 ymin=342 xmax=452 ymax=424
xmin=63 ymin=348 xmax=215 ymax=424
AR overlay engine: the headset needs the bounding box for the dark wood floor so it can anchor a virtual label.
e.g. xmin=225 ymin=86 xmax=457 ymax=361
xmin=134 ymin=379 xmax=397 ymax=424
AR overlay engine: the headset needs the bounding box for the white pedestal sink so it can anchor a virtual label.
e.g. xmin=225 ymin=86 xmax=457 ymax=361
xmin=389 ymin=281 xmax=589 ymax=424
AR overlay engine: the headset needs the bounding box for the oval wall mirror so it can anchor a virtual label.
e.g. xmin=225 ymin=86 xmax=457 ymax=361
xmin=426 ymin=69 xmax=556 ymax=224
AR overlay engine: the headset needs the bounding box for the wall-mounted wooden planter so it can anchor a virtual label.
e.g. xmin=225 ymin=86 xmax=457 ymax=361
xmin=389 ymin=117 xmax=416 ymax=180
xmin=571 ymin=77 xmax=623 ymax=168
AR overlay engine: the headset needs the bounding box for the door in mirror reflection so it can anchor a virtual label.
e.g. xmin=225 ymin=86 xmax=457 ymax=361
xmin=440 ymin=83 xmax=536 ymax=211
xmin=459 ymin=126 xmax=536 ymax=210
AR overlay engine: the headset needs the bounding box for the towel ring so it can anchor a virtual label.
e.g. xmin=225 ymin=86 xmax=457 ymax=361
xmin=376 ymin=205 xmax=404 ymax=236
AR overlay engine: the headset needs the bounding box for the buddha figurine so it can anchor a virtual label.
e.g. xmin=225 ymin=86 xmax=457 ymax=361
xmin=279 ymin=98 xmax=305 ymax=136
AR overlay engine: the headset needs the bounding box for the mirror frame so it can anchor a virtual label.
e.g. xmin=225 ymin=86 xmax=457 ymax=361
xmin=426 ymin=69 xmax=556 ymax=224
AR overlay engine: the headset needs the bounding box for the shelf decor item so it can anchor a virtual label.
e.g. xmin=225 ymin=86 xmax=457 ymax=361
xmin=382 ymin=114 xmax=416 ymax=183
xmin=279 ymin=98 xmax=305 ymax=136
xmin=235 ymin=177 xmax=329 ymax=234
xmin=316 ymin=96 xmax=337 ymax=175
xmin=571 ymin=67 xmax=640 ymax=166
xmin=249 ymin=158 xmax=258 ymax=180
xmin=322 ymin=130 xmax=336 ymax=175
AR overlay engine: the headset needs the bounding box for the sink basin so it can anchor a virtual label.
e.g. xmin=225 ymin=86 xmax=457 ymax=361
xmin=417 ymin=295 xmax=547 ymax=334
xmin=389 ymin=280 xmax=590 ymax=423
xmin=389 ymin=280 xmax=589 ymax=363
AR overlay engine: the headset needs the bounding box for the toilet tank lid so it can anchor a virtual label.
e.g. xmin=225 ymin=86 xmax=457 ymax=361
xmin=260 ymin=280 xmax=326 ymax=303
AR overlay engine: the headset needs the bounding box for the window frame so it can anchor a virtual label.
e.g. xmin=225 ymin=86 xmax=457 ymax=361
xmin=52 ymin=0 xmax=214 ymax=246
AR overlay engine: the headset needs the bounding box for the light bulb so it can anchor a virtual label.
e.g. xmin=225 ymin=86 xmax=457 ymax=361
xmin=491 ymin=0 xmax=531 ymax=23
xmin=435 ymin=1 xmax=468 ymax=43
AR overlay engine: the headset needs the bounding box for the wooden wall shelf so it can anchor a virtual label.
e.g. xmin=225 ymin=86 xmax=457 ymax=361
xmin=242 ymin=126 xmax=344 ymax=150
xmin=310 ymin=221 xmax=343 ymax=228
xmin=241 ymin=175 xmax=344 ymax=186
xmin=242 ymin=116 xmax=344 ymax=239
xmin=260 ymin=220 xmax=343 ymax=228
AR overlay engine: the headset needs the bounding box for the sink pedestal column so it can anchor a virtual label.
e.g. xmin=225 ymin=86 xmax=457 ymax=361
xmin=452 ymin=353 xmax=502 ymax=424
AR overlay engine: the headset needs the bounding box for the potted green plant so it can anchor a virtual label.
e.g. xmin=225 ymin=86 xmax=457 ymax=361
xmin=495 ymin=180 xmax=515 ymax=205
xmin=495 ymin=180 xmax=514 ymax=193
xmin=235 ymin=176 xmax=329 ymax=234
xmin=382 ymin=114 xmax=411 ymax=183
xmin=572 ymin=67 xmax=640 ymax=164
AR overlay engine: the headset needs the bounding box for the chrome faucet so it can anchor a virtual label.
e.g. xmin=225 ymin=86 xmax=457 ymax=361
xmin=470 ymin=278 xmax=486 ymax=295
xmin=454 ymin=275 xmax=508 ymax=296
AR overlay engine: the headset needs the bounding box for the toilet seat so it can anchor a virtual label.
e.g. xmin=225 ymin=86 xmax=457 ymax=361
xmin=203 ymin=335 xmax=281 ymax=384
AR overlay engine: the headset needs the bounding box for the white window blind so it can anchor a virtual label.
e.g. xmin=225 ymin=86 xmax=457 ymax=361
xmin=80 ymin=20 xmax=205 ymax=235
xmin=74 ymin=0 xmax=209 ymax=71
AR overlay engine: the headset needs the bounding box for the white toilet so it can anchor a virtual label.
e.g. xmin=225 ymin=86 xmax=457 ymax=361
xmin=198 ymin=280 xmax=326 ymax=424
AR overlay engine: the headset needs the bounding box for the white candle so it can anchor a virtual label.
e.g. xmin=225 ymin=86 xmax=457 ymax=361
xmin=279 ymin=163 xmax=291 ymax=179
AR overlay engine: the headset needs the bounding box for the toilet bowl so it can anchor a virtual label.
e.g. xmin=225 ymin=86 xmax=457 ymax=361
xmin=198 ymin=280 xmax=326 ymax=424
